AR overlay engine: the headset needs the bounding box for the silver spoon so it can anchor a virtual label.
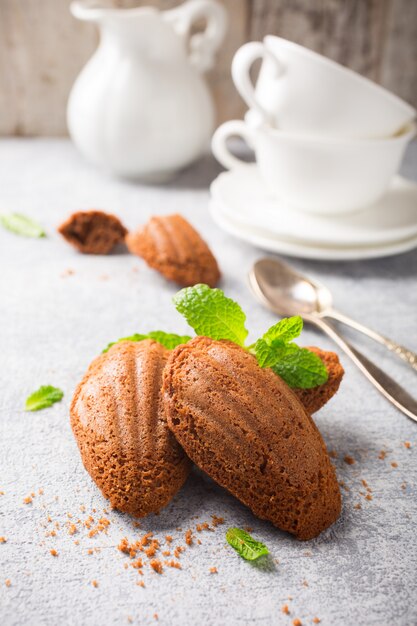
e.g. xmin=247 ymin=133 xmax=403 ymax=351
xmin=249 ymin=257 xmax=417 ymax=423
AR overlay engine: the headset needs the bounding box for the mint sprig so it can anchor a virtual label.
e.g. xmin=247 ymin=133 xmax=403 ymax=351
xmin=250 ymin=315 xmax=327 ymax=389
xmin=0 ymin=213 xmax=46 ymax=238
xmin=25 ymin=386 xmax=63 ymax=411
xmin=173 ymin=285 xmax=327 ymax=389
xmin=103 ymin=331 xmax=191 ymax=353
xmin=226 ymin=528 xmax=269 ymax=561
xmin=173 ymin=284 xmax=248 ymax=346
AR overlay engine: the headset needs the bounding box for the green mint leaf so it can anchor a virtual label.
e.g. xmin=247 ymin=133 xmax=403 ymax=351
xmin=173 ymin=284 xmax=248 ymax=346
xmin=272 ymin=347 xmax=328 ymax=389
xmin=261 ymin=316 xmax=303 ymax=345
xmin=103 ymin=332 xmax=190 ymax=353
xmin=25 ymin=386 xmax=64 ymax=412
xmin=147 ymin=331 xmax=191 ymax=350
xmin=252 ymin=338 xmax=298 ymax=368
xmin=226 ymin=528 xmax=269 ymax=561
xmin=0 ymin=213 xmax=46 ymax=238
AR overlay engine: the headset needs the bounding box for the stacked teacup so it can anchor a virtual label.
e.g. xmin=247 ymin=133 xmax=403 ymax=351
xmin=211 ymin=37 xmax=416 ymax=254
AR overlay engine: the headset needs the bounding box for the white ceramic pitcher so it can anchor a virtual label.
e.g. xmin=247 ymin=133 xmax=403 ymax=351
xmin=67 ymin=0 xmax=227 ymax=181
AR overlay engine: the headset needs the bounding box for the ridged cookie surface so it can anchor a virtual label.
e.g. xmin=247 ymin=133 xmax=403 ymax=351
xmin=163 ymin=337 xmax=341 ymax=540
xmin=294 ymin=347 xmax=344 ymax=414
xmin=71 ymin=340 xmax=190 ymax=516
xmin=58 ymin=210 xmax=127 ymax=254
xmin=126 ymin=214 xmax=220 ymax=287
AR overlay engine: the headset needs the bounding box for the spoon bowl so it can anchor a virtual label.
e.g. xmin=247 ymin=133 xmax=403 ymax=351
xmin=249 ymin=258 xmax=332 ymax=317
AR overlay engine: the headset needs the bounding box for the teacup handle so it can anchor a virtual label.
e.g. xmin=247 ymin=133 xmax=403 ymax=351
xmin=232 ymin=41 xmax=283 ymax=125
xmin=212 ymin=120 xmax=255 ymax=171
xmin=166 ymin=0 xmax=228 ymax=72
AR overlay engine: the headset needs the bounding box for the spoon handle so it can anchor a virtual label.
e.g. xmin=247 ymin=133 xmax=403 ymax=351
xmin=326 ymin=309 xmax=417 ymax=373
xmin=309 ymin=315 xmax=417 ymax=423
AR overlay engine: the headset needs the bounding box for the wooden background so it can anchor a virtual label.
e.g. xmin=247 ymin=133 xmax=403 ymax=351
xmin=0 ymin=0 xmax=416 ymax=136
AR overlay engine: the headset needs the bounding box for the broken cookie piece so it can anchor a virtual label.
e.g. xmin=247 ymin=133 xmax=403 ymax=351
xmin=126 ymin=214 xmax=220 ymax=287
xmin=58 ymin=210 xmax=127 ymax=254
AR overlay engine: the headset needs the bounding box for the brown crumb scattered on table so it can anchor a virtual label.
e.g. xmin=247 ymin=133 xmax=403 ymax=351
xmin=365 ymin=494 xmax=373 ymax=501
xmin=165 ymin=535 xmax=173 ymax=544
xmin=137 ymin=580 xmax=145 ymax=587
xmin=354 ymin=503 xmax=362 ymax=510
xmin=87 ymin=549 xmax=94 ymax=555
xmin=0 ymin=537 xmax=7 ymax=543
xmin=91 ymin=580 xmax=99 ymax=588
xmin=150 ymin=559 xmax=163 ymax=574
xmin=401 ymin=482 xmax=407 ymax=490
xmin=391 ymin=461 xmax=398 ymax=468
xmin=154 ymin=614 xmax=159 ymax=621
xmin=244 ymin=526 xmax=253 ymax=533
xmin=23 ymin=496 xmax=33 ymax=504
xmin=185 ymin=530 xmax=193 ymax=546
xmin=209 ymin=567 xmax=218 ymax=574
xmin=328 ymin=450 xmax=338 ymax=459
xmin=403 ymin=441 xmax=411 ymax=449
xmin=281 ymin=605 xmax=290 ymax=615
xmin=0 ymin=491 xmax=5 ymax=496
xmin=50 ymin=549 xmax=58 ymax=557
xmin=68 ymin=524 xmax=77 ymax=535
xmin=313 ymin=618 xmax=321 ymax=624
xmin=162 ymin=550 xmax=170 ymax=557
xmin=211 ymin=515 xmax=225 ymax=527
xmin=343 ymin=455 xmax=355 ymax=465
xmin=5 ymin=579 xmax=11 ymax=587
xmin=293 ymin=619 xmax=302 ymax=626
xmin=378 ymin=450 xmax=387 ymax=460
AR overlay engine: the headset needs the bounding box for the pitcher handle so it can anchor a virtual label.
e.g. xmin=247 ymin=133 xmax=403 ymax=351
xmin=232 ymin=41 xmax=283 ymax=125
xmin=211 ymin=120 xmax=255 ymax=171
xmin=166 ymin=0 xmax=228 ymax=72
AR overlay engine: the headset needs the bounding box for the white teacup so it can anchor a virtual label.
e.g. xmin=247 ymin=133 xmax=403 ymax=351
xmin=211 ymin=120 xmax=415 ymax=215
xmin=232 ymin=36 xmax=416 ymax=140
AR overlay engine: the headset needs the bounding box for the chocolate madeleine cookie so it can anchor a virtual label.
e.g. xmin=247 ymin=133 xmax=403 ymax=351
xmin=126 ymin=214 xmax=220 ymax=287
xmin=294 ymin=347 xmax=344 ymax=415
xmin=163 ymin=337 xmax=341 ymax=540
xmin=71 ymin=340 xmax=190 ymax=516
xmin=58 ymin=210 xmax=127 ymax=254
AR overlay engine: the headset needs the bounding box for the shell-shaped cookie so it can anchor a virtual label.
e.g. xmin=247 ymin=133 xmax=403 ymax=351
xmin=126 ymin=214 xmax=220 ymax=287
xmin=163 ymin=337 xmax=341 ymax=540
xmin=71 ymin=340 xmax=190 ymax=516
xmin=294 ymin=347 xmax=344 ymax=414
xmin=58 ymin=210 xmax=127 ymax=254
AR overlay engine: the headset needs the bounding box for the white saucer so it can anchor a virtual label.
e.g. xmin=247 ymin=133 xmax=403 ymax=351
xmin=210 ymin=166 xmax=417 ymax=248
xmin=210 ymin=198 xmax=417 ymax=261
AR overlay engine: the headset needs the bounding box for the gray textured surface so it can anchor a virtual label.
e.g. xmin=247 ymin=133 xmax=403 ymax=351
xmin=0 ymin=139 xmax=416 ymax=626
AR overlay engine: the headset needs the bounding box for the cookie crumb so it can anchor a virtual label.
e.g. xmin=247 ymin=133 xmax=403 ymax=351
xmin=343 ymin=455 xmax=355 ymax=465
xmin=365 ymin=494 xmax=373 ymax=501
xmin=209 ymin=567 xmax=218 ymax=574
xmin=0 ymin=537 xmax=7 ymax=543
xmin=391 ymin=461 xmax=398 ymax=468
xmin=23 ymin=496 xmax=33 ymax=504
xmin=378 ymin=450 xmax=387 ymax=460
xmin=5 ymin=579 xmax=11 ymax=587
xmin=137 ymin=581 xmax=145 ymax=588
xmin=403 ymin=441 xmax=411 ymax=449
xmin=165 ymin=535 xmax=173 ymax=544
xmin=281 ymin=605 xmax=290 ymax=615
xmin=91 ymin=580 xmax=99 ymax=588
xmin=153 ymin=613 xmax=159 ymax=620
xmin=313 ymin=619 xmax=321 ymax=624
xmin=354 ymin=503 xmax=362 ymax=510
xmin=50 ymin=549 xmax=58 ymax=557
xmin=150 ymin=559 xmax=163 ymax=574
xmin=185 ymin=530 xmax=193 ymax=546
xmin=293 ymin=619 xmax=302 ymax=626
